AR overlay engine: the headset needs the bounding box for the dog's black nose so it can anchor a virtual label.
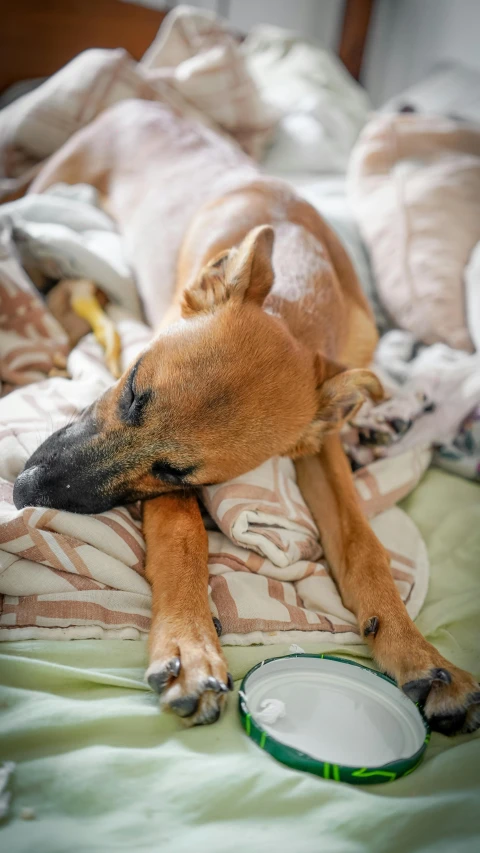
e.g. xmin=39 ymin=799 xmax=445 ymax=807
xmin=13 ymin=466 xmax=43 ymax=509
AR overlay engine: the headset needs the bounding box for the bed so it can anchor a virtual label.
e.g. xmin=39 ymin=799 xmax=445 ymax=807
xmin=1 ymin=471 xmax=479 ymax=852
xmin=0 ymin=4 xmax=479 ymax=852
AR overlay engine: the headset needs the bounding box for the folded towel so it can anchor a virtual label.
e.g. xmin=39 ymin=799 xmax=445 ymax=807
xmin=202 ymin=458 xmax=323 ymax=571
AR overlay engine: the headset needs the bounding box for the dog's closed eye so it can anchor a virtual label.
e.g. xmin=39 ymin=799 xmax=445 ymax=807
xmin=151 ymin=460 xmax=197 ymax=485
xmin=122 ymin=370 xmax=135 ymax=412
xmin=119 ymin=360 xmax=152 ymax=426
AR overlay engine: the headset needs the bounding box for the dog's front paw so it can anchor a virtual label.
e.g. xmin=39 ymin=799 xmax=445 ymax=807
xmin=146 ymin=627 xmax=232 ymax=726
xmin=402 ymin=663 xmax=480 ymax=735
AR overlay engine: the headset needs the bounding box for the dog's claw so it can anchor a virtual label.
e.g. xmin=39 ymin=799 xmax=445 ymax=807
xmin=147 ymin=656 xmax=181 ymax=694
xmin=363 ymin=616 xmax=379 ymax=638
xmin=227 ymin=673 xmax=234 ymax=691
xmin=169 ymin=657 xmax=181 ymax=679
xmin=204 ymin=676 xmax=228 ymax=693
xmin=212 ymin=617 xmax=222 ymax=637
xmin=432 ymin=667 xmax=452 ymax=685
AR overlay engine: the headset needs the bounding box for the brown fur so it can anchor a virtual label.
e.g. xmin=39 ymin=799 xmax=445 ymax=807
xmin=20 ymin=100 xmax=479 ymax=731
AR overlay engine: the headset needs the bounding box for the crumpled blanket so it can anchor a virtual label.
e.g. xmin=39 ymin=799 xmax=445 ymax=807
xmin=0 ymin=183 xmax=141 ymax=318
xmin=343 ymin=330 xmax=480 ymax=481
xmin=0 ymin=5 xmax=277 ymax=202
xmin=0 ymin=220 xmax=431 ymax=642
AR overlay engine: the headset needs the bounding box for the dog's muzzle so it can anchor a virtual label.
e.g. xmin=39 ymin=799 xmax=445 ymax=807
xmin=12 ymin=412 xmax=117 ymax=514
xmin=13 ymin=465 xmax=45 ymax=509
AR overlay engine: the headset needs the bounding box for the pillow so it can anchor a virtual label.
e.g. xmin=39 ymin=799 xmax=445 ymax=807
xmin=349 ymin=113 xmax=480 ymax=352
xmin=243 ymin=25 xmax=370 ymax=174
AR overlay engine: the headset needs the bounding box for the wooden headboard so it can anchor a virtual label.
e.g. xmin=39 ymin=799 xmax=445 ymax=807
xmin=0 ymin=0 xmax=169 ymax=93
xmin=0 ymin=0 xmax=374 ymax=95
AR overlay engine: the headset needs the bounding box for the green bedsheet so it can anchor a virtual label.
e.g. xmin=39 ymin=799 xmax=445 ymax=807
xmin=1 ymin=469 xmax=479 ymax=853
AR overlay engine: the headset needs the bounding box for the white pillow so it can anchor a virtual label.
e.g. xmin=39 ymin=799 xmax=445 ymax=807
xmin=243 ymin=25 xmax=370 ymax=174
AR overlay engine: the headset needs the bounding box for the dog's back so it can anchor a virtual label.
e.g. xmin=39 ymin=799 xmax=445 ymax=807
xmin=31 ymin=100 xmax=259 ymax=325
xmin=177 ymin=176 xmax=377 ymax=364
xmin=31 ymin=99 xmax=377 ymax=364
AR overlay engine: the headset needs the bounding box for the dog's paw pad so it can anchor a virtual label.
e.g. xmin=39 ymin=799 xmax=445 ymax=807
xmin=169 ymin=694 xmax=199 ymax=718
xmin=166 ymin=681 xmax=229 ymax=726
xmin=403 ymin=667 xmax=451 ymax=705
xmin=403 ymin=666 xmax=480 ymax=735
xmin=462 ymin=692 xmax=480 ymax=734
xmin=428 ymin=709 xmax=467 ymax=736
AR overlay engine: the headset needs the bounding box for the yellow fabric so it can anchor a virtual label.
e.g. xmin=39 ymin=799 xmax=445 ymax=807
xmin=71 ymin=282 xmax=121 ymax=378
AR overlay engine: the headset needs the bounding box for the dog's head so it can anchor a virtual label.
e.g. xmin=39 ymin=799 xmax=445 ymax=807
xmin=14 ymin=226 xmax=382 ymax=513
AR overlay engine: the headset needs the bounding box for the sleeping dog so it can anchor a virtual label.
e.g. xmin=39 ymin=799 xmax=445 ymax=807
xmin=14 ymin=100 xmax=480 ymax=732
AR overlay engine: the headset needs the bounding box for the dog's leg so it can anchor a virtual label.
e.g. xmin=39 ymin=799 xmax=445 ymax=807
xmin=296 ymin=434 xmax=480 ymax=735
xmin=143 ymin=492 xmax=232 ymax=725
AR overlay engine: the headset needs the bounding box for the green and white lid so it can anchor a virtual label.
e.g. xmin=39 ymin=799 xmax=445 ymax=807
xmin=239 ymin=654 xmax=430 ymax=785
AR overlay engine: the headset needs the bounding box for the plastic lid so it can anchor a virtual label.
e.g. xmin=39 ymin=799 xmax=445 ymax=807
xmin=239 ymin=654 xmax=430 ymax=785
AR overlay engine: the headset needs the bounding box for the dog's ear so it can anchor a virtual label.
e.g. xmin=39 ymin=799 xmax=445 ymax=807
xmin=182 ymin=225 xmax=274 ymax=317
xmin=226 ymin=224 xmax=275 ymax=306
xmin=286 ymin=354 xmax=384 ymax=458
